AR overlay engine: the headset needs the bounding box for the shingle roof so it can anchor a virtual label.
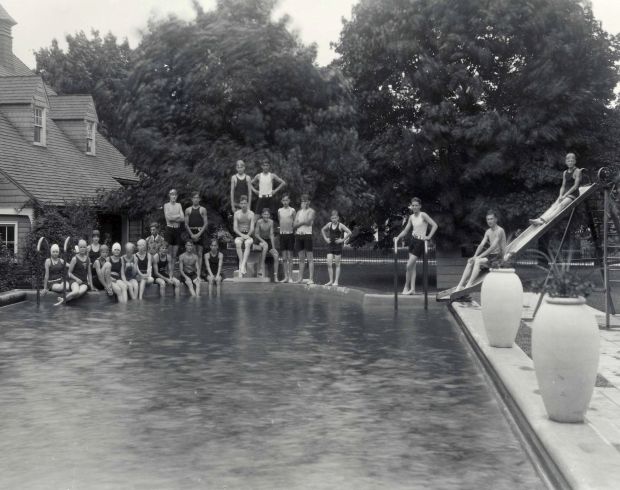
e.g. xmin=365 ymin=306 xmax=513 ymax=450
xmin=0 ymin=4 xmax=16 ymax=25
xmin=0 ymin=76 xmax=45 ymax=104
xmin=0 ymin=54 xmax=33 ymax=76
xmin=49 ymin=94 xmax=99 ymax=122
xmin=94 ymin=132 xmax=137 ymax=183
xmin=0 ymin=109 xmax=131 ymax=204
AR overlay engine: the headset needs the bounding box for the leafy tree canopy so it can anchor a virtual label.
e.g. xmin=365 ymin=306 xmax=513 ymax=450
xmin=113 ymin=0 xmax=369 ymax=224
xmin=336 ymin=0 xmax=620 ymax=241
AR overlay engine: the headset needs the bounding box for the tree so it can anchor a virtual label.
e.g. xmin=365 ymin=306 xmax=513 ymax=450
xmin=115 ymin=0 xmax=369 ymax=224
xmin=335 ymin=0 xmax=620 ymax=243
xmin=35 ymin=31 xmax=133 ymax=151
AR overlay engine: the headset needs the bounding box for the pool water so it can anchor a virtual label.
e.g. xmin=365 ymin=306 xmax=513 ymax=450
xmin=0 ymin=288 xmax=544 ymax=489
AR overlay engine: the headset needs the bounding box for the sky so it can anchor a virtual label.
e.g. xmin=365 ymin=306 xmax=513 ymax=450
xmin=3 ymin=0 xmax=620 ymax=69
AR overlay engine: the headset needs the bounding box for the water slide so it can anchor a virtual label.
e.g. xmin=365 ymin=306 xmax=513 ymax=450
xmin=436 ymin=183 xmax=600 ymax=302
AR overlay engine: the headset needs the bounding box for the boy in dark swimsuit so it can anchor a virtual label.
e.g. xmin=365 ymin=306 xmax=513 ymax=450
xmin=230 ymin=160 xmax=253 ymax=213
xmin=185 ymin=191 xmax=209 ymax=275
xmin=321 ymin=210 xmax=352 ymax=287
xmin=255 ymin=208 xmax=280 ymax=280
xmin=179 ymin=240 xmax=201 ymax=297
xmin=204 ymin=239 xmax=224 ymax=285
xmin=153 ymin=241 xmax=181 ymax=296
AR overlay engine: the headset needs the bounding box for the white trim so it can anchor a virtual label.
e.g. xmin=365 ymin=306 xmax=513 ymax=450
xmin=33 ymin=106 xmax=47 ymax=146
xmin=86 ymin=120 xmax=96 ymax=155
xmin=0 ymin=221 xmax=18 ymax=255
xmin=0 ymin=207 xmax=34 ymax=223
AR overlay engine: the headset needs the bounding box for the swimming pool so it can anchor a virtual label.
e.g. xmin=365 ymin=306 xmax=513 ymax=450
xmin=0 ymin=286 xmax=544 ymax=489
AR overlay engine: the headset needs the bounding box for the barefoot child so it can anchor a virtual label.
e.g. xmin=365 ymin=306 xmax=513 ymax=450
xmin=456 ymin=210 xmax=506 ymax=290
xmin=255 ymin=208 xmax=280 ymax=280
xmin=277 ymin=194 xmax=296 ymax=282
xmin=153 ymin=241 xmax=181 ymax=296
xmin=64 ymin=239 xmax=93 ymax=304
xmin=293 ymin=194 xmax=316 ymax=284
xmin=94 ymin=244 xmax=128 ymax=303
xmin=108 ymin=243 xmax=129 ymax=302
xmin=204 ymin=239 xmax=224 ymax=285
xmin=233 ymin=195 xmax=255 ymax=276
xmin=179 ymin=240 xmax=201 ymax=297
xmin=530 ymin=152 xmax=582 ymax=226
xmin=393 ymin=197 xmax=438 ymax=295
xmin=321 ymin=210 xmax=352 ymax=286
xmin=135 ymin=239 xmax=154 ymax=299
xmin=121 ymin=242 xmax=139 ymax=300
xmin=164 ymin=189 xmax=185 ymax=274
xmin=185 ymin=191 xmax=209 ymax=274
xmin=42 ymin=244 xmax=70 ymax=298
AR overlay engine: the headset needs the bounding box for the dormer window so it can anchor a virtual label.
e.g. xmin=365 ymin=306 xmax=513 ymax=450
xmin=33 ymin=106 xmax=46 ymax=146
xmin=86 ymin=120 xmax=96 ymax=155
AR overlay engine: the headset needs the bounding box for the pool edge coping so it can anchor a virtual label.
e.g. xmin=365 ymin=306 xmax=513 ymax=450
xmin=449 ymin=301 xmax=620 ymax=490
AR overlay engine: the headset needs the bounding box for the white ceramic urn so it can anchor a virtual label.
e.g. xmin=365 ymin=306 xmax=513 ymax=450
xmin=532 ymin=296 xmax=599 ymax=423
xmin=481 ymin=268 xmax=523 ymax=347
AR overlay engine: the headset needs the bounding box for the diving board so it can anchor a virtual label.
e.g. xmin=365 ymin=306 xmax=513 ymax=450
xmin=436 ymin=183 xmax=600 ymax=302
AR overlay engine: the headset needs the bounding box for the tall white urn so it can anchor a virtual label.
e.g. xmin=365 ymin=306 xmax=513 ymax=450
xmin=532 ymin=296 xmax=599 ymax=423
xmin=481 ymin=268 xmax=523 ymax=347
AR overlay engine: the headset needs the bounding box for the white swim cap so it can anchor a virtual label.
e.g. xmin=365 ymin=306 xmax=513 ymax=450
xmin=112 ymin=242 xmax=121 ymax=252
xmin=137 ymin=239 xmax=146 ymax=247
xmin=50 ymin=244 xmax=59 ymax=253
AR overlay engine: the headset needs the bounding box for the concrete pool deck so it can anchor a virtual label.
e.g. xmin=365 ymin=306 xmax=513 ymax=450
xmin=450 ymin=293 xmax=620 ymax=490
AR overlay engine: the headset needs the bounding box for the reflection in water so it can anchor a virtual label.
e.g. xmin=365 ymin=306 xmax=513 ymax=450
xmin=0 ymin=291 xmax=543 ymax=489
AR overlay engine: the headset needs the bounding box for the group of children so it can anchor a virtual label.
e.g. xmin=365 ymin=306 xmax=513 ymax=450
xmin=42 ymin=229 xmax=226 ymax=305
xmin=41 ymin=151 xmax=580 ymax=303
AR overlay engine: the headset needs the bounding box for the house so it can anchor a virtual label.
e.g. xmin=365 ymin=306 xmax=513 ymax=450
xmin=0 ymin=3 xmax=141 ymax=257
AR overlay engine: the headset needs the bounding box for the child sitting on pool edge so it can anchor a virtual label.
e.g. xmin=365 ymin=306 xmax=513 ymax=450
xmin=204 ymin=239 xmax=224 ymax=285
xmin=179 ymin=240 xmax=201 ymax=297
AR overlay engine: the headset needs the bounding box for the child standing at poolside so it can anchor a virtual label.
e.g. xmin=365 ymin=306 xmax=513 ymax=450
xmin=321 ymin=210 xmax=352 ymax=287
xmin=251 ymin=159 xmax=286 ymax=217
xmin=393 ymin=197 xmax=438 ymax=295
xmin=255 ymin=208 xmax=280 ymax=280
xmin=277 ymin=194 xmax=296 ymax=282
xmin=204 ymin=239 xmax=224 ymax=285
xmin=293 ymin=194 xmax=316 ymax=284
xmin=179 ymin=240 xmax=201 ymax=297
xmin=230 ymin=160 xmax=253 ymax=213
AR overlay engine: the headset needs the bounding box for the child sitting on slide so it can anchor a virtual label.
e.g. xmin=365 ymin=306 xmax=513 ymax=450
xmin=529 ymin=152 xmax=582 ymax=226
